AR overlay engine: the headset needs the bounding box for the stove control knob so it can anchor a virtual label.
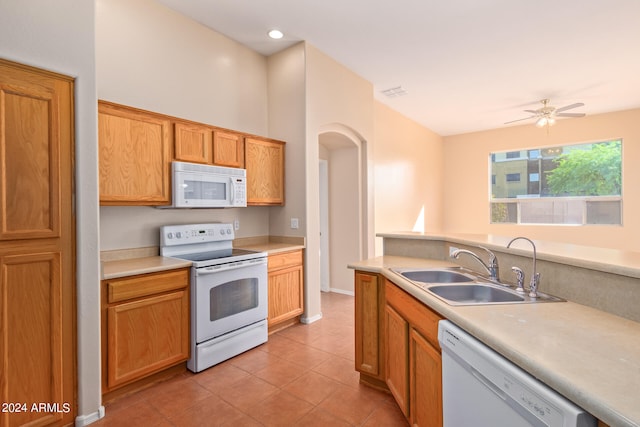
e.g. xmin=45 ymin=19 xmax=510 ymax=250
xmin=226 ymin=229 xmax=232 ymax=235
xmin=167 ymin=232 xmax=173 ymax=239
xmin=176 ymin=232 xmax=182 ymax=239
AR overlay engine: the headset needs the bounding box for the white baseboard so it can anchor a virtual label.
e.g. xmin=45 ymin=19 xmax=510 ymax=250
xmin=75 ymin=406 xmax=105 ymax=426
xmin=300 ymin=312 xmax=323 ymax=324
xmin=329 ymin=287 xmax=355 ymax=296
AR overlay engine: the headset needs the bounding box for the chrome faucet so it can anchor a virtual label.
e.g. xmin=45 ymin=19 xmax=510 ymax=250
xmin=450 ymin=246 xmax=500 ymax=282
xmin=507 ymin=237 xmax=540 ymax=298
xmin=511 ymin=266 xmax=525 ymax=293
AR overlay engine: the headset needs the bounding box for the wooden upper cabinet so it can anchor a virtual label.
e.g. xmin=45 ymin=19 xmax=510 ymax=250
xmin=98 ymin=101 xmax=172 ymax=205
xmin=213 ymin=130 xmax=244 ymax=168
xmin=174 ymin=121 xmax=212 ymax=164
xmin=245 ymin=137 xmax=285 ymax=206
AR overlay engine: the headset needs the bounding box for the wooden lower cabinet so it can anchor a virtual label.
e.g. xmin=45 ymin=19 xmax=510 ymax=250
xmin=102 ymin=269 xmax=190 ymax=395
xmin=385 ymin=279 xmax=443 ymax=427
xmin=385 ymin=304 xmax=410 ymax=417
xmin=410 ymin=328 xmax=443 ymax=427
xmin=354 ymin=272 xmax=386 ymax=388
xmin=267 ymin=250 xmax=304 ymax=333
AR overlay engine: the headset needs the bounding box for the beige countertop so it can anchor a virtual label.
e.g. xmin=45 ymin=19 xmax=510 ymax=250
xmin=235 ymin=241 xmax=305 ymax=255
xmin=349 ymin=255 xmax=640 ymax=427
xmin=101 ymin=256 xmax=192 ymax=280
xmin=100 ymin=237 xmax=305 ymax=280
xmin=234 ymin=235 xmax=305 ymax=255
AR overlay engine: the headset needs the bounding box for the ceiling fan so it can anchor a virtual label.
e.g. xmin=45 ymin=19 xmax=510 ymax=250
xmin=505 ymin=99 xmax=585 ymax=127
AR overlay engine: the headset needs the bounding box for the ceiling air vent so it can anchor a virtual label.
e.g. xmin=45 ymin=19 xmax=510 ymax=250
xmin=381 ymin=86 xmax=408 ymax=98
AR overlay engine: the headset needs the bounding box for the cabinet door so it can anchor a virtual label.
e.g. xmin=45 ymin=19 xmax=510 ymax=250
xmin=174 ymin=121 xmax=212 ymax=164
xmin=98 ymin=101 xmax=172 ymax=205
xmin=268 ymin=265 xmax=304 ymax=326
xmin=245 ymin=137 xmax=285 ymax=205
xmin=213 ymin=130 xmax=244 ymax=168
xmin=410 ymin=328 xmax=442 ymax=427
xmin=355 ymin=272 xmax=382 ymax=377
xmin=107 ymin=290 xmax=189 ymax=389
xmin=0 ymin=59 xmax=75 ymax=427
xmin=385 ymin=304 xmax=409 ymax=418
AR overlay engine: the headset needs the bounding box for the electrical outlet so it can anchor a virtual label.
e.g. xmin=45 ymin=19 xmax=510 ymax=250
xmin=449 ymin=246 xmax=459 ymax=257
xmin=234 ymin=219 xmax=240 ymax=230
xmin=290 ymin=218 xmax=299 ymax=229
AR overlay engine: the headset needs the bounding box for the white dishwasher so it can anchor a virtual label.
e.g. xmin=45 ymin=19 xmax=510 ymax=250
xmin=438 ymin=321 xmax=596 ymax=427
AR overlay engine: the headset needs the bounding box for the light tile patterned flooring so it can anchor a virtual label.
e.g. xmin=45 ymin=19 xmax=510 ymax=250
xmin=94 ymin=292 xmax=408 ymax=426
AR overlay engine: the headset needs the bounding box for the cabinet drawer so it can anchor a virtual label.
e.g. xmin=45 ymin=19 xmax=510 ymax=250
xmin=385 ymin=280 xmax=443 ymax=349
xmin=106 ymin=268 xmax=189 ymax=303
xmin=268 ymin=250 xmax=303 ymax=271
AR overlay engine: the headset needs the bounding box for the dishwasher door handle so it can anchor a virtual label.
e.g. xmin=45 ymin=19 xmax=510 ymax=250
xmin=470 ymin=366 xmax=508 ymax=401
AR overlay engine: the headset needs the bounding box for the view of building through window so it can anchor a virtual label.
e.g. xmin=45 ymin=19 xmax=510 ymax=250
xmin=490 ymin=139 xmax=622 ymax=225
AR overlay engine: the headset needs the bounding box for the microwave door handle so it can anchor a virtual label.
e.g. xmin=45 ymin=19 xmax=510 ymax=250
xmin=229 ymin=178 xmax=235 ymax=204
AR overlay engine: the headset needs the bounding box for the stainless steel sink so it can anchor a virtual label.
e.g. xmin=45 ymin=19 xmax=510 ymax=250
xmin=390 ymin=267 xmax=564 ymax=305
xmin=397 ymin=268 xmax=475 ymax=284
xmin=428 ymin=284 xmax=524 ymax=304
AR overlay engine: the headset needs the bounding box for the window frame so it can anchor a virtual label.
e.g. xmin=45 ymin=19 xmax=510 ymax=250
xmin=489 ymin=139 xmax=623 ymax=226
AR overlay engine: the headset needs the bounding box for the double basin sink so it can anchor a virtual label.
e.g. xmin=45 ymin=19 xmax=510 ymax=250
xmin=390 ymin=267 xmax=563 ymax=306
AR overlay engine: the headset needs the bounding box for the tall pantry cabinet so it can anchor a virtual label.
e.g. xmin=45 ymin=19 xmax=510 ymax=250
xmin=0 ymin=59 xmax=76 ymax=426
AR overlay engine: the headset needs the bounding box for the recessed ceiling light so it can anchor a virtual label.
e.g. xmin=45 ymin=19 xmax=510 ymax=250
xmin=268 ymin=29 xmax=284 ymax=39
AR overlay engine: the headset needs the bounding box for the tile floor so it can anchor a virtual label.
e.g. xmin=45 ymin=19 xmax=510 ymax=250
xmin=94 ymin=292 xmax=408 ymax=426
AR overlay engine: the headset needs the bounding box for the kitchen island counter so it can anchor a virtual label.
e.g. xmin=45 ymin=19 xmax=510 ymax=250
xmin=349 ymin=255 xmax=640 ymax=427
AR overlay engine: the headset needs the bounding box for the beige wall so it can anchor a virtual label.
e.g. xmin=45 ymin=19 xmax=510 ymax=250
xmin=96 ymin=0 xmax=273 ymax=250
xmin=443 ymin=108 xmax=640 ymax=251
xmin=0 ymin=0 xmax=102 ymax=422
xmin=97 ymin=0 xmax=268 ymax=133
xmin=374 ymin=102 xmax=445 ymax=254
xmin=266 ymin=43 xmax=307 ymax=238
xmin=304 ymin=44 xmax=376 ymax=308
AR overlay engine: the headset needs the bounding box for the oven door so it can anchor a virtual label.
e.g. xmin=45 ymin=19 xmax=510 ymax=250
xmin=193 ymin=258 xmax=267 ymax=343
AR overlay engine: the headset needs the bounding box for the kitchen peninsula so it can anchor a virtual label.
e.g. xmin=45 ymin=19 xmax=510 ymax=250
xmin=349 ymin=232 xmax=640 ymax=427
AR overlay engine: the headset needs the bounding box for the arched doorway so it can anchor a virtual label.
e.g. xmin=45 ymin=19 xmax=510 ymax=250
xmin=318 ymin=125 xmax=369 ymax=294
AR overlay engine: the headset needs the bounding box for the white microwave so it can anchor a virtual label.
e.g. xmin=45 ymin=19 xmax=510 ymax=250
xmin=166 ymin=161 xmax=247 ymax=208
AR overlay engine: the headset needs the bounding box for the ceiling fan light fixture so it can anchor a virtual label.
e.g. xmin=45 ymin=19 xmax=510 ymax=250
xmin=535 ymin=116 xmax=555 ymax=128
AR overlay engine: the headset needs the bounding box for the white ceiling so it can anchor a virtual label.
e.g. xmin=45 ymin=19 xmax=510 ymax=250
xmin=157 ymin=0 xmax=640 ymax=136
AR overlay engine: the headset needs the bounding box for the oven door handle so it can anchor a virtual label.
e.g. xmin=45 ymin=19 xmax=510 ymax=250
xmin=196 ymin=259 xmax=266 ymax=275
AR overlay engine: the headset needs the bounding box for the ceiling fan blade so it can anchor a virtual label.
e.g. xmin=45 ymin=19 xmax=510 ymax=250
xmin=504 ymin=115 xmax=536 ymax=125
xmin=555 ymin=102 xmax=584 ymax=113
xmin=523 ymin=109 xmax=539 ymax=114
xmin=555 ymin=112 xmax=585 ymax=118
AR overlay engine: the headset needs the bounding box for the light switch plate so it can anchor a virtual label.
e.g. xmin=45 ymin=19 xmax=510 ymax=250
xmin=290 ymin=218 xmax=299 ymax=229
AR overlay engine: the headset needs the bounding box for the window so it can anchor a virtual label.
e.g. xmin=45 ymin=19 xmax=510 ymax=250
xmin=506 ymin=173 xmax=521 ymax=182
xmin=490 ymin=139 xmax=622 ymax=225
xmin=506 ymin=151 xmax=521 ymax=159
